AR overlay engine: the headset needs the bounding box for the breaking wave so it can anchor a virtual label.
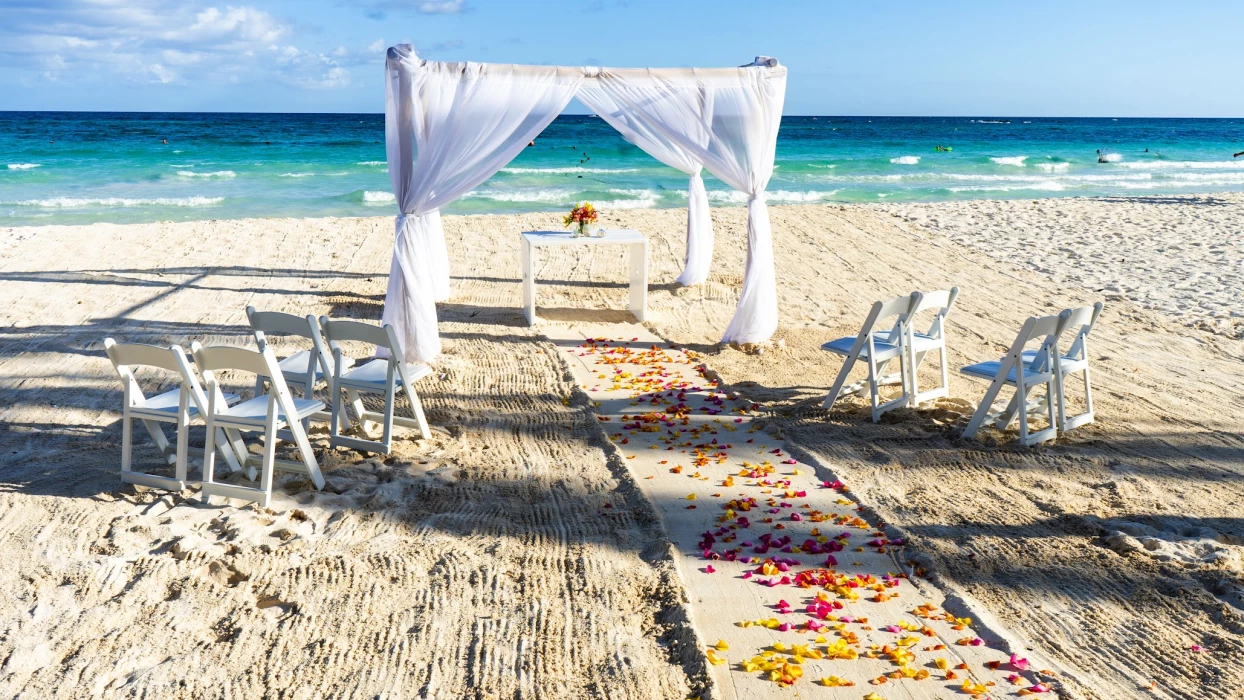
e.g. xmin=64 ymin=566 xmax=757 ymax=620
xmin=14 ymin=196 xmax=224 ymax=207
xmin=500 ymin=166 xmax=641 ymax=174
xmin=990 ymin=156 xmax=1027 ymax=167
xmin=1116 ymin=160 xmax=1244 ymax=170
xmin=362 ymin=191 xmax=396 ymax=204
xmin=890 ymin=156 xmax=920 ymax=165
xmin=7 ymin=163 xmax=41 ymax=170
xmin=177 ymin=170 xmax=236 ymax=178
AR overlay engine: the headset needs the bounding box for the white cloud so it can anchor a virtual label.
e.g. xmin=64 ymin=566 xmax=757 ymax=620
xmin=417 ymin=0 xmax=465 ymax=14
xmin=147 ymin=63 xmax=177 ymax=83
xmin=367 ymin=38 xmax=386 ymax=53
xmin=0 ymin=1 xmax=369 ymax=90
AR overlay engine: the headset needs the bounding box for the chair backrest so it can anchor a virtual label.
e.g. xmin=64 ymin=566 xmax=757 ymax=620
xmin=247 ymin=306 xmax=317 ymax=343
xmin=864 ymin=292 xmax=920 ymax=346
xmin=191 ymin=342 xmax=303 ymax=421
xmin=1007 ymin=310 xmax=1070 ymax=373
xmin=1061 ymin=302 xmax=1103 ymax=361
xmin=104 ymin=338 xmax=185 ymax=407
xmin=104 ymin=339 xmax=182 ymax=373
xmin=192 ymin=343 xmax=276 ymax=377
xmin=320 ymin=318 xmax=405 ymax=359
xmin=910 ymin=287 xmax=959 ymax=339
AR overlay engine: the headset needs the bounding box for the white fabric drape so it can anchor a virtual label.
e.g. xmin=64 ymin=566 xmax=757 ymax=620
xmin=383 ymin=45 xmax=582 ymax=361
xmin=581 ymin=61 xmax=786 ymax=344
xmin=576 ymin=86 xmax=713 ymax=286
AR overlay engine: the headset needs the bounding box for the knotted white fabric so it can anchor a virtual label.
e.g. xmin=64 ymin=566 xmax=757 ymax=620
xmin=582 ymin=61 xmax=786 ymax=344
xmin=576 ymin=85 xmax=714 ymax=286
xmin=383 ymin=46 xmax=582 ymax=361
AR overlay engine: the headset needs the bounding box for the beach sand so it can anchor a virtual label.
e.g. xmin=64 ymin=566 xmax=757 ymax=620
xmin=1 ymin=195 xmax=1242 ymax=698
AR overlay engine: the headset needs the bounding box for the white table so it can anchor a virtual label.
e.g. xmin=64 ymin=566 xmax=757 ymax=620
xmin=520 ymin=229 xmax=648 ymax=326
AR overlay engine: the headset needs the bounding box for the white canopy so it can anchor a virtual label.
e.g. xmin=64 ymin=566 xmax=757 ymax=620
xmin=382 ymin=45 xmax=787 ymax=363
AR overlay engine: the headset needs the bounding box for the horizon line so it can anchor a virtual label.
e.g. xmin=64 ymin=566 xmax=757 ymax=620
xmin=0 ymin=110 xmax=1240 ymax=120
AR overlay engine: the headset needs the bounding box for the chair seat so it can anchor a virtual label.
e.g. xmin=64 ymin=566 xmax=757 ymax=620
xmin=133 ymin=389 xmax=240 ymax=418
xmin=340 ymin=358 xmax=432 ymax=389
xmin=215 ymin=394 xmax=324 ymax=426
xmin=822 ymin=333 xmax=902 ymax=359
xmin=276 ymin=351 xmax=354 ymax=382
xmin=1020 ymin=350 xmax=1086 ymax=373
xmin=959 ymin=359 xmax=1047 ymax=384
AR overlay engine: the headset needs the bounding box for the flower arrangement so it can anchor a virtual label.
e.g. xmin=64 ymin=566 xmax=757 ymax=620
xmin=563 ymin=201 xmax=598 ymax=236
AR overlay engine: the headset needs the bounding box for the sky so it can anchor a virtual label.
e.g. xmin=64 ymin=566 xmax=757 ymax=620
xmin=1 ymin=0 xmax=1242 ymax=117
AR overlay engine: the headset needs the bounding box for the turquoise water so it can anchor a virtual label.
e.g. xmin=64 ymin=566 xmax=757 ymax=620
xmin=2 ymin=112 xmax=1243 ymax=226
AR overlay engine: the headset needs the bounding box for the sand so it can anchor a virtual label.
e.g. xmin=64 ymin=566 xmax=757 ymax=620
xmin=1 ymin=195 xmax=1242 ymax=698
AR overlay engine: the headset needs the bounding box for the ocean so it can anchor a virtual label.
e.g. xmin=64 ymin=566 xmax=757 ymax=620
xmin=2 ymin=112 xmax=1243 ymax=227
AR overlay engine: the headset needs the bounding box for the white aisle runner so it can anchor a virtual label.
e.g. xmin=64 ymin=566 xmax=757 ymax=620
xmin=546 ymin=323 xmax=1056 ymax=700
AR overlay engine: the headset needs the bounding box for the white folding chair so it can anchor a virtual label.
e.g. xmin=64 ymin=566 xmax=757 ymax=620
xmin=822 ymin=293 xmax=920 ymax=422
xmin=320 ymin=318 xmax=432 ymax=454
xmin=245 ymin=306 xmax=367 ymax=434
xmin=960 ymin=310 xmax=1071 ymax=446
xmin=1040 ymin=302 xmax=1103 ymax=433
xmin=192 ymin=342 xmax=326 ymax=507
xmin=103 ymin=339 xmax=245 ymax=490
xmin=905 ymin=287 xmax=959 ymax=406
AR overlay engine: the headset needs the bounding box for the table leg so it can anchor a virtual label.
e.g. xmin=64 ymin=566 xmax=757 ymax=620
xmin=629 ymin=240 xmax=647 ymax=322
xmin=522 ymin=240 xmax=536 ymax=325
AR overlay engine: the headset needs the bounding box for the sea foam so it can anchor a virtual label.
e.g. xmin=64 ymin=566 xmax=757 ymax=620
xmin=15 ymin=196 xmax=224 ymax=207
xmin=890 ymin=156 xmax=920 ymax=165
xmin=362 ymin=191 xmax=396 ymax=204
xmin=706 ymin=190 xmax=829 ymax=203
xmin=1117 ymin=160 xmax=1244 ymax=170
xmin=1035 ymin=162 xmax=1070 ymax=173
xmin=177 ymin=170 xmax=236 ymax=178
xmin=280 ymin=172 xmax=315 ymax=178
xmin=500 ymin=167 xmax=640 ymax=174
xmin=463 ymin=189 xmax=576 ymax=203
xmin=990 ymin=156 xmax=1027 ymax=166
xmin=7 ymin=163 xmax=41 ymax=170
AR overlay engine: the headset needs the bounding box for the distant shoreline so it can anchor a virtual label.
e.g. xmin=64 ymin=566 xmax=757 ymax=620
xmin=4 ymin=191 xmax=1244 ymax=233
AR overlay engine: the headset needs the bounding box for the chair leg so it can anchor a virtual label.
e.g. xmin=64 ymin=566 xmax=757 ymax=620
xmin=347 ymin=389 xmax=371 ymax=433
xmin=1046 ymin=380 xmax=1058 ymax=438
xmin=939 ymin=345 xmax=949 ymax=396
xmin=823 ymin=351 xmax=861 ymax=410
xmin=963 ymin=359 xmax=1014 ymax=439
xmin=906 ymin=345 xmax=920 ymax=407
xmin=330 ymin=380 xmax=343 ymax=442
xmin=1017 ymin=376 xmax=1031 ymax=445
xmin=142 ymin=419 xmax=175 ymax=464
xmin=868 ymin=357 xmax=881 ymax=423
xmin=401 ymin=382 xmax=432 ymax=440
xmin=1056 ymin=371 xmax=1068 ymax=432
xmin=228 ymin=428 xmax=256 ymax=481
xmin=214 ymin=428 xmax=244 ymax=473
xmin=121 ymin=411 xmax=134 ymax=476
xmin=175 ymin=394 xmax=190 ymax=485
xmin=290 ymin=421 xmax=326 ymax=490
xmin=201 ymin=416 xmax=218 ymax=504
xmin=259 ymin=418 xmax=277 ymax=508
xmin=381 ymin=383 xmax=396 ymax=451
xmin=997 ymin=391 xmax=1024 ymax=430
